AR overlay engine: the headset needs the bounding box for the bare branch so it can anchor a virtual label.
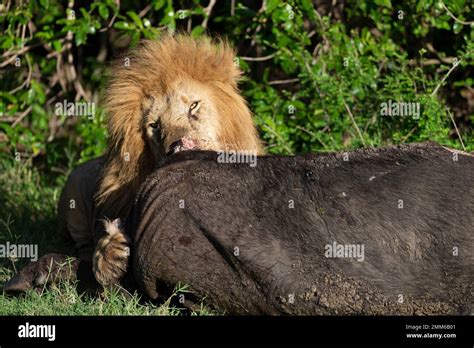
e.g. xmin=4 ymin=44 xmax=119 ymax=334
xmin=268 ymin=78 xmax=300 ymax=85
xmin=240 ymin=53 xmax=275 ymax=61
xmin=250 ymin=0 xmax=267 ymax=47
xmin=138 ymin=4 xmax=151 ymax=17
xmin=12 ymin=106 xmax=33 ymax=127
xmin=431 ymin=58 xmax=462 ymax=97
xmin=441 ymin=2 xmax=473 ymax=25
xmin=446 ymin=107 xmax=466 ymax=151
xmin=99 ymin=0 xmax=120 ymax=32
xmin=0 ymin=45 xmax=32 ymax=67
xmin=9 ymin=54 xmax=32 ymax=94
xmin=202 ymin=0 xmax=217 ymax=28
xmin=343 ymin=100 xmax=366 ymax=147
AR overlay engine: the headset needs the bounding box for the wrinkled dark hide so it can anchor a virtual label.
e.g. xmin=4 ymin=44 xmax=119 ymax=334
xmin=130 ymin=143 xmax=474 ymax=315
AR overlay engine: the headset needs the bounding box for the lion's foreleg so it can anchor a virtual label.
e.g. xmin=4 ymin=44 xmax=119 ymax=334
xmin=92 ymin=218 xmax=130 ymax=286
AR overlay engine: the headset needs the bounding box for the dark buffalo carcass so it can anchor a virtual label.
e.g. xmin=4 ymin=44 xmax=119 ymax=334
xmin=130 ymin=142 xmax=473 ymax=315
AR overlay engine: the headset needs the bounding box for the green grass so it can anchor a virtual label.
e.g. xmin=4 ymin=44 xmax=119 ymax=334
xmin=0 ymin=156 xmax=212 ymax=315
xmin=0 ymin=282 xmax=184 ymax=315
xmin=0 ymin=280 xmax=214 ymax=315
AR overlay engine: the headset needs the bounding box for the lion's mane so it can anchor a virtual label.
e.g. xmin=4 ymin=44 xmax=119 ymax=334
xmin=95 ymin=34 xmax=263 ymax=219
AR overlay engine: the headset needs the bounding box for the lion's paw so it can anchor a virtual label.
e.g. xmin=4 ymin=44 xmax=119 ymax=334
xmin=93 ymin=219 xmax=130 ymax=286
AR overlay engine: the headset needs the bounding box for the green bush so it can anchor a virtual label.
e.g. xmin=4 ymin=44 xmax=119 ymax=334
xmin=0 ymin=0 xmax=472 ymax=315
xmin=1 ymin=0 xmax=473 ymax=171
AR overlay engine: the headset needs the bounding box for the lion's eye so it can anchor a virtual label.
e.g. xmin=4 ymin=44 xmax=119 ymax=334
xmin=189 ymin=101 xmax=201 ymax=111
xmin=149 ymin=122 xmax=158 ymax=129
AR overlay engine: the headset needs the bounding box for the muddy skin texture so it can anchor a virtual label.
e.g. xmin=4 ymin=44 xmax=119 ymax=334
xmin=4 ymin=142 xmax=473 ymax=314
xmin=130 ymin=142 xmax=473 ymax=315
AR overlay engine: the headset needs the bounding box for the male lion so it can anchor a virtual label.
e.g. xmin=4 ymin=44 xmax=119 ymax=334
xmin=57 ymin=34 xmax=263 ymax=287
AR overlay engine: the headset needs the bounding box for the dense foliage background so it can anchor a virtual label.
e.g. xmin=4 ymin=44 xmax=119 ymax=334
xmin=0 ymin=0 xmax=472 ymax=313
xmin=1 ymin=0 xmax=473 ymax=170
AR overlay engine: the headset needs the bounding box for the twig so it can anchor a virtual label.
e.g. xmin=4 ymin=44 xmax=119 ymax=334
xmin=304 ymin=60 xmax=331 ymax=123
xmin=20 ymin=23 xmax=27 ymax=48
xmin=9 ymin=54 xmax=32 ymax=93
xmin=431 ymin=58 xmax=462 ymax=96
xmin=268 ymin=78 xmax=300 ymax=85
xmin=343 ymin=100 xmax=366 ymax=146
xmin=441 ymin=2 xmax=474 ymax=25
xmin=56 ymin=52 xmax=67 ymax=92
xmin=408 ymin=58 xmax=442 ymax=66
xmin=1 ymin=117 xmax=19 ymax=123
xmin=262 ymin=124 xmax=293 ymax=154
xmin=312 ymin=42 xmax=320 ymax=57
xmin=0 ymin=45 xmax=32 ymax=67
xmin=45 ymin=38 xmax=67 ymax=59
xmin=9 ymin=259 xmax=17 ymax=274
xmin=12 ymin=106 xmax=32 ymax=127
xmin=400 ymin=127 xmax=417 ymax=143
xmin=311 ymin=6 xmax=330 ymax=51
xmin=240 ymin=53 xmax=275 ymax=61
xmin=187 ymin=17 xmax=192 ymax=33
xmin=230 ymin=0 xmax=235 ymax=16
xmin=202 ymin=0 xmax=217 ymax=28
xmin=250 ymin=1 xmax=267 ymax=47
xmin=446 ymin=107 xmax=466 ymax=151
xmin=377 ymin=58 xmax=386 ymax=74
xmin=425 ymin=42 xmax=458 ymax=64
xmin=138 ymin=4 xmax=151 ymax=17
xmin=295 ymin=125 xmax=328 ymax=149
xmin=99 ymin=0 xmax=120 ymax=32
xmin=40 ymin=257 xmax=57 ymax=296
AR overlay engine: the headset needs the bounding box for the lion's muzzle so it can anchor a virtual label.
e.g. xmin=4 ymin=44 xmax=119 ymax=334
xmin=167 ymin=136 xmax=199 ymax=155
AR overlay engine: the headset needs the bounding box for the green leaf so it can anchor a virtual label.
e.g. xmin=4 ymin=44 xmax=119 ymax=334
xmin=191 ymin=25 xmax=204 ymax=38
xmin=1 ymin=36 xmax=14 ymax=49
xmin=153 ymin=0 xmax=166 ymax=10
xmin=80 ymin=8 xmax=91 ymax=21
xmin=52 ymin=40 xmax=62 ymax=52
xmin=374 ymin=0 xmax=392 ymax=8
xmin=266 ymin=0 xmax=280 ymax=13
xmin=130 ymin=30 xmax=141 ymax=46
xmin=114 ymin=21 xmax=134 ymax=30
xmin=39 ymin=0 xmax=49 ymax=9
xmin=31 ymin=81 xmax=46 ymax=104
xmin=74 ymin=29 xmax=87 ymax=46
xmin=26 ymin=88 xmax=35 ymax=104
xmin=300 ymin=0 xmax=317 ymax=21
xmin=127 ymin=11 xmax=143 ymax=29
xmin=98 ymin=4 xmax=109 ymax=20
